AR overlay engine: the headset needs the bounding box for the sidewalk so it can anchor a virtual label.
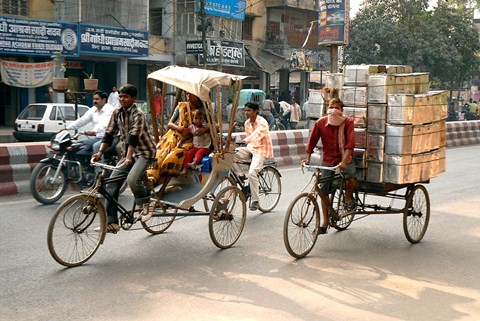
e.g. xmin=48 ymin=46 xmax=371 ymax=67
xmin=0 ymin=126 xmax=16 ymax=143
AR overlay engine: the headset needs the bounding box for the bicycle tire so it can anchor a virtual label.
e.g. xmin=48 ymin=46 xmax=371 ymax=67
xmin=257 ymin=166 xmax=282 ymax=213
xmin=403 ymin=185 xmax=430 ymax=243
xmin=141 ymin=205 xmax=176 ymax=235
xmin=209 ymin=186 xmax=246 ymax=249
xmin=283 ymin=193 xmax=320 ymax=258
xmin=329 ymin=188 xmax=355 ymax=231
xmin=47 ymin=194 xmax=106 ymax=267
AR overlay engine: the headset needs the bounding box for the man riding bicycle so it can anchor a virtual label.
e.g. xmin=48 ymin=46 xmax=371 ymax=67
xmin=302 ymin=97 xmax=356 ymax=235
xmin=92 ymin=84 xmax=156 ymax=233
xmin=234 ymin=102 xmax=273 ymax=211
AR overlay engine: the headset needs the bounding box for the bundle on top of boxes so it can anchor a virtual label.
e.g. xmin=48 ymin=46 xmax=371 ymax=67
xmin=325 ymin=64 xmax=447 ymax=184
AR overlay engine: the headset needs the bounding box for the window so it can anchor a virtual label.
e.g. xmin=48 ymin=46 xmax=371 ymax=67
xmin=177 ymin=0 xmax=198 ymax=36
xmin=243 ymin=16 xmax=253 ymax=40
xmin=150 ymin=7 xmax=163 ymax=36
xmin=1 ymin=0 xmax=28 ymax=16
xmin=18 ymin=105 xmax=46 ymax=120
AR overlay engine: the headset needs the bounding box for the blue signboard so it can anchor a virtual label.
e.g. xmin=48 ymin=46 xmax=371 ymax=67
xmin=79 ymin=24 xmax=149 ymax=57
xmin=0 ymin=16 xmax=79 ymax=57
xmin=200 ymin=0 xmax=246 ymax=21
xmin=318 ymin=0 xmax=350 ymax=45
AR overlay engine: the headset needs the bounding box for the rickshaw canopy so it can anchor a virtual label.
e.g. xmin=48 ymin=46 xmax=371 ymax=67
xmin=147 ymin=65 xmax=248 ymax=103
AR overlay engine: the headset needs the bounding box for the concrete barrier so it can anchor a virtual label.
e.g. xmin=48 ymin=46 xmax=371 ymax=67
xmin=233 ymin=129 xmax=309 ymax=167
xmin=0 ymin=142 xmax=49 ymax=196
xmin=446 ymin=120 xmax=480 ymax=147
xmin=1 ymin=121 xmax=479 ymax=197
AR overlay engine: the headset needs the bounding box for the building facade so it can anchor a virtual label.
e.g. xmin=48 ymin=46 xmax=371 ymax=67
xmin=0 ymin=0 xmax=329 ymax=126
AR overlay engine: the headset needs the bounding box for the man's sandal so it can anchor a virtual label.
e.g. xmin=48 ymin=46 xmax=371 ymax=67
xmin=106 ymin=223 xmax=120 ymax=233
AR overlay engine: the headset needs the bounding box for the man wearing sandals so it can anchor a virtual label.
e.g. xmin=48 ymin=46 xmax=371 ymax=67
xmin=234 ymin=102 xmax=273 ymax=211
xmin=92 ymin=84 xmax=156 ymax=233
xmin=302 ymin=98 xmax=356 ymax=235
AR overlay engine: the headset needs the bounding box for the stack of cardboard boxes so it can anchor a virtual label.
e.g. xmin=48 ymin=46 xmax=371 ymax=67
xmin=308 ymin=64 xmax=447 ymax=184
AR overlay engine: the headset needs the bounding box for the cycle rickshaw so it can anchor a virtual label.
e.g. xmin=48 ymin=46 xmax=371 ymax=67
xmin=283 ymin=163 xmax=434 ymax=259
xmin=47 ymin=66 xmax=282 ymax=267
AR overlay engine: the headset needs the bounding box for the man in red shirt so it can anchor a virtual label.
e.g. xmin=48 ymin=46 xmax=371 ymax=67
xmin=302 ymin=98 xmax=356 ymax=234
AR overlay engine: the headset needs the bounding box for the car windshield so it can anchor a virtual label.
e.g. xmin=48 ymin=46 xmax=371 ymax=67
xmin=17 ymin=105 xmax=47 ymax=120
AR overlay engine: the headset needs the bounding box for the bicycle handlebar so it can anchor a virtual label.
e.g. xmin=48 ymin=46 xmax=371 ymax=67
xmin=302 ymin=163 xmax=341 ymax=173
xmin=90 ymin=160 xmax=124 ymax=171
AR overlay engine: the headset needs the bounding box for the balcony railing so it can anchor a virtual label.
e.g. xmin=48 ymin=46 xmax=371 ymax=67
xmin=265 ymin=0 xmax=316 ymax=11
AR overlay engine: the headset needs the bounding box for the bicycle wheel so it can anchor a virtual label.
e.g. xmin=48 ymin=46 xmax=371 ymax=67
xmin=203 ymin=175 xmax=236 ymax=212
xmin=330 ymin=188 xmax=355 ymax=231
xmin=141 ymin=203 xmax=176 ymax=235
xmin=257 ymin=166 xmax=282 ymax=213
xmin=403 ymin=185 xmax=430 ymax=243
xmin=209 ymin=186 xmax=246 ymax=249
xmin=283 ymin=193 xmax=320 ymax=259
xmin=276 ymin=123 xmax=286 ymax=131
xmin=47 ymin=194 xmax=106 ymax=267
xmin=30 ymin=163 xmax=67 ymax=205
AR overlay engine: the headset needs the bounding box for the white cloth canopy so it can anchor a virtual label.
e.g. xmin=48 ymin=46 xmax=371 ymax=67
xmin=147 ymin=65 xmax=248 ymax=103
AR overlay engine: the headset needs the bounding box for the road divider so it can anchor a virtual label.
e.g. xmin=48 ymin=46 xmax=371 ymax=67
xmin=1 ymin=121 xmax=479 ymax=197
xmin=0 ymin=142 xmax=49 ymax=196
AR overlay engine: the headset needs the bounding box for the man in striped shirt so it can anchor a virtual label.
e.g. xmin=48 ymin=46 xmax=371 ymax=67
xmin=234 ymin=102 xmax=273 ymax=211
xmin=93 ymin=84 xmax=156 ymax=233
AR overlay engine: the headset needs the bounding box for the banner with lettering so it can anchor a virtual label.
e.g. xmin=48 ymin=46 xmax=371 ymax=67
xmin=79 ymin=24 xmax=149 ymax=57
xmin=318 ymin=0 xmax=349 ymax=45
xmin=199 ymin=0 xmax=246 ymax=21
xmin=1 ymin=61 xmax=54 ymax=88
xmin=0 ymin=16 xmax=79 ymax=57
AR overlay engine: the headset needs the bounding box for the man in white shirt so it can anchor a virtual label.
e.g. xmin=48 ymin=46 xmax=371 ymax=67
xmin=107 ymin=86 xmax=120 ymax=108
xmin=278 ymin=100 xmax=291 ymax=129
xmin=66 ymin=91 xmax=115 ymax=154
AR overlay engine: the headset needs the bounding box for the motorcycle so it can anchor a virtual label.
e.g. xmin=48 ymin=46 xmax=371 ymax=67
xmin=29 ymin=131 xmax=126 ymax=204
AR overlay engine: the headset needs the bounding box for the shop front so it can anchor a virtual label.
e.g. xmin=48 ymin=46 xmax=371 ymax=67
xmin=0 ymin=15 xmax=150 ymax=126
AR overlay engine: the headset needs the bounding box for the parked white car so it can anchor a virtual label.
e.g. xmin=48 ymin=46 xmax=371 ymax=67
xmin=13 ymin=103 xmax=92 ymax=142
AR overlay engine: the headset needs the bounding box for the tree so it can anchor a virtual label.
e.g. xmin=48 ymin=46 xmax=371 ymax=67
xmin=344 ymin=0 xmax=480 ymax=95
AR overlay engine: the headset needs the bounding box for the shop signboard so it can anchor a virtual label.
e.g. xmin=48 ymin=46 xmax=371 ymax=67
xmin=318 ymin=0 xmax=350 ymax=45
xmin=79 ymin=24 xmax=149 ymax=57
xmin=187 ymin=40 xmax=244 ymax=67
xmin=0 ymin=15 xmax=79 ymax=57
xmin=199 ymin=0 xmax=246 ymax=21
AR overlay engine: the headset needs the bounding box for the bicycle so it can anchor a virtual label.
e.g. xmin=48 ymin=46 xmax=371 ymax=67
xmin=283 ymin=164 xmax=355 ymax=258
xmin=47 ymin=161 xmax=176 ymax=267
xmin=270 ymin=115 xmax=286 ymax=131
xmin=203 ymin=155 xmax=282 ymax=213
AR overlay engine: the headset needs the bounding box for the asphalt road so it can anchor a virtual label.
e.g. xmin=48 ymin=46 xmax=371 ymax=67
xmin=1 ymin=145 xmax=479 ymax=321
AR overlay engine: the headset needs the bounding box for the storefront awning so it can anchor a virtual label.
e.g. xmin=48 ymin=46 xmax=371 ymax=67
xmin=245 ymin=46 xmax=287 ymax=74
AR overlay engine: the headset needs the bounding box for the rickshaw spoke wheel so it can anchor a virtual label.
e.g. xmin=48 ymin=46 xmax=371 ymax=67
xmin=330 ymin=188 xmax=355 ymax=231
xmin=203 ymin=176 xmax=235 ymax=212
xmin=283 ymin=193 xmax=320 ymax=259
xmin=257 ymin=167 xmax=282 ymax=213
xmin=141 ymin=203 xmax=176 ymax=235
xmin=209 ymin=186 xmax=246 ymax=249
xmin=403 ymin=185 xmax=430 ymax=243
xmin=47 ymin=194 xmax=106 ymax=267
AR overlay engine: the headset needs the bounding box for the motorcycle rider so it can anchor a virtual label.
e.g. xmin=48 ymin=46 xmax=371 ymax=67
xmin=65 ymin=91 xmax=115 ymax=155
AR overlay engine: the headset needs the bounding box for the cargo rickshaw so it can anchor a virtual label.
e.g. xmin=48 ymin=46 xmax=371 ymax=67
xmin=47 ymin=66 xmax=282 ymax=267
xmin=283 ymin=86 xmax=444 ymax=258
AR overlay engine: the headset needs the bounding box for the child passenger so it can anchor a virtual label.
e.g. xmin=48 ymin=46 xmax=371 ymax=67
xmin=180 ymin=109 xmax=211 ymax=169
